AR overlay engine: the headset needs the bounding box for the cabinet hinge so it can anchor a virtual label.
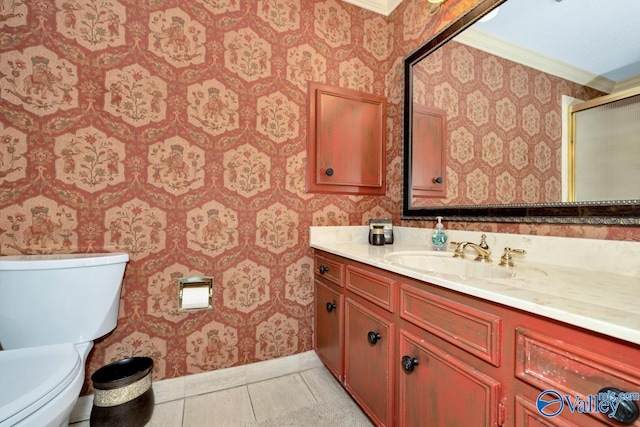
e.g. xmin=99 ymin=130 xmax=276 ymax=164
xmin=498 ymin=396 xmax=507 ymax=427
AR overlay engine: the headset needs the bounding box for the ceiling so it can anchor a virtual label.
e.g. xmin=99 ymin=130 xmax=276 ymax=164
xmin=345 ymin=0 xmax=640 ymax=92
xmin=472 ymin=0 xmax=640 ymax=89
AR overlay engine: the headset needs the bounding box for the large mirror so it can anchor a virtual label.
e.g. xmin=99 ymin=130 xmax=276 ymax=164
xmin=402 ymin=0 xmax=640 ymax=224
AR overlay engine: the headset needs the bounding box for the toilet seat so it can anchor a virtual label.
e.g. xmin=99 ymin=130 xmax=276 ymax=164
xmin=0 ymin=343 xmax=81 ymax=426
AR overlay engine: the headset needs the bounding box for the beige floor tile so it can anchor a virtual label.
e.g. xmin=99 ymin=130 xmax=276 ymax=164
xmin=154 ymin=376 xmax=186 ymax=404
xmin=148 ymin=399 xmax=185 ymax=427
xmin=300 ymin=366 xmax=351 ymax=403
xmin=183 ymin=386 xmax=255 ymax=427
xmin=247 ymin=373 xmax=317 ymax=422
xmin=69 ymin=360 xmax=367 ymax=427
xmin=298 ymin=350 xmax=324 ymax=371
xmin=184 ymin=365 xmax=246 ymax=398
xmin=245 ymin=354 xmax=298 ymax=384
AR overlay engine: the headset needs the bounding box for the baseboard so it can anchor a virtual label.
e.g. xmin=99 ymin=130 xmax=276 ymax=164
xmin=70 ymin=350 xmax=322 ymax=423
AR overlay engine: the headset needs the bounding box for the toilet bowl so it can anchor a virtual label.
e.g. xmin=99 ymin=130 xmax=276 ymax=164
xmin=0 ymin=253 xmax=129 ymax=427
xmin=0 ymin=343 xmax=91 ymax=427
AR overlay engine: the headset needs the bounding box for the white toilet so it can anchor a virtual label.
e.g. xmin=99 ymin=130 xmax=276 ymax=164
xmin=0 ymin=253 xmax=129 ymax=427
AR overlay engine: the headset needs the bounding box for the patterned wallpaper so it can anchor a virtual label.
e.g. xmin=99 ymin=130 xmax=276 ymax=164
xmin=411 ymin=40 xmax=603 ymax=207
xmin=1 ymin=0 xmax=639 ymax=395
xmin=0 ymin=0 xmax=481 ymax=391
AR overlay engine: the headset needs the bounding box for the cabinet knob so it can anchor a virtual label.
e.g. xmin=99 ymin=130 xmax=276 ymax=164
xmin=367 ymin=331 xmax=382 ymax=345
xmin=432 ymin=176 xmax=443 ymax=184
xmin=401 ymin=355 xmax=420 ymax=372
xmin=326 ymin=302 xmax=336 ymax=312
xmin=325 ymin=168 xmax=334 ymax=177
xmin=318 ymin=265 xmax=329 ymax=274
xmin=597 ymin=387 xmax=639 ymax=424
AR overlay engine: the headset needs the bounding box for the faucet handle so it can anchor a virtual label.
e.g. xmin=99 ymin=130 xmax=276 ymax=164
xmin=449 ymin=241 xmax=466 ymax=258
xmin=499 ymin=247 xmax=526 ymax=267
xmin=478 ymin=234 xmax=489 ymax=249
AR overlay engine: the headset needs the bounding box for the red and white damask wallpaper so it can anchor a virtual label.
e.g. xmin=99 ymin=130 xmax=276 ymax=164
xmin=1 ymin=0 xmax=639 ymax=394
xmin=0 ymin=0 xmax=484 ymax=391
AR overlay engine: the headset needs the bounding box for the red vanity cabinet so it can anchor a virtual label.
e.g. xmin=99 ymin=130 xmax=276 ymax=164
xmin=344 ymin=264 xmax=397 ymax=426
xmin=397 ymin=282 xmax=505 ymax=426
xmin=313 ymin=253 xmax=345 ymax=381
xmin=312 ymin=250 xmax=640 ymax=427
xmin=512 ymin=317 xmax=640 ymax=427
xmin=397 ymin=325 xmax=502 ymax=426
xmin=345 ymin=296 xmax=395 ymax=426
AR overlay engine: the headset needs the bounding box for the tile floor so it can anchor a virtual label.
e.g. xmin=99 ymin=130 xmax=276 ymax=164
xmin=71 ymin=365 xmax=373 ymax=427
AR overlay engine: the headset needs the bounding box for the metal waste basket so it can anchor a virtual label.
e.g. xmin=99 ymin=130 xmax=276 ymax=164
xmin=90 ymin=357 xmax=154 ymax=426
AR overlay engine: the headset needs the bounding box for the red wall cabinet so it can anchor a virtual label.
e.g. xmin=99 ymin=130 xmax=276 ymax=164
xmin=411 ymin=104 xmax=446 ymax=198
xmin=307 ymin=82 xmax=387 ymax=195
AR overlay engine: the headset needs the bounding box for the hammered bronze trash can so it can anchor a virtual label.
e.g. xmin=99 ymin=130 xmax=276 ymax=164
xmin=90 ymin=357 xmax=154 ymax=427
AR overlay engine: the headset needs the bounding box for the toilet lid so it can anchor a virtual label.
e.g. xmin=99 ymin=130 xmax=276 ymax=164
xmin=0 ymin=343 xmax=81 ymax=425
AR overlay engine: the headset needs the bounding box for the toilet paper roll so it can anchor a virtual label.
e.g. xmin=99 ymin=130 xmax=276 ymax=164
xmin=181 ymin=285 xmax=210 ymax=310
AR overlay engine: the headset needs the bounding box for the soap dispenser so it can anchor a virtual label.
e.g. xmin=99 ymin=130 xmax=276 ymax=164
xmin=431 ymin=216 xmax=448 ymax=251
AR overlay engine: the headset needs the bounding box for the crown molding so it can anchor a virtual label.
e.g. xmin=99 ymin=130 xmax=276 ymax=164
xmin=614 ymin=75 xmax=640 ymax=93
xmin=344 ymin=1 xmax=639 ymax=93
xmin=342 ymin=0 xmax=403 ymax=16
xmin=455 ymin=28 xmax=617 ymax=94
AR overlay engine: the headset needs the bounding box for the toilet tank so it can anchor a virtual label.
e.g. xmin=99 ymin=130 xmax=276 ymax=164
xmin=0 ymin=253 xmax=129 ymax=350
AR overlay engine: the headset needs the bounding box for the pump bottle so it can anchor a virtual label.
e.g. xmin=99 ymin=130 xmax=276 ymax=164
xmin=431 ymin=216 xmax=448 ymax=251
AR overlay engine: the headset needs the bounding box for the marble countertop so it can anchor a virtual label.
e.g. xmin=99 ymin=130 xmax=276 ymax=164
xmin=310 ymin=226 xmax=640 ymax=346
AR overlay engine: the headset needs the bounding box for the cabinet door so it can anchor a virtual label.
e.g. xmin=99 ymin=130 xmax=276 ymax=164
xmin=314 ymin=280 xmax=344 ymax=381
xmin=345 ymin=296 xmax=395 ymax=426
xmin=411 ymin=104 xmax=446 ymax=198
xmin=515 ymin=327 xmax=640 ymax=426
xmin=398 ymin=328 xmax=502 ymax=427
xmin=307 ymin=82 xmax=386 ymax=195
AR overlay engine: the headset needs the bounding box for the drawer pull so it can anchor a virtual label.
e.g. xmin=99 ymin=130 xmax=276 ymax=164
xmin=401 ymin=355 xmax=419 ymax=372
xmin=325 ymin=168 xmax=334 ymax=176
xmin=318 ymin=265 xmax=329 ymax=274
xmin=326 ymin=302 xmax=336 ymax=312
xmin=367 ymin=331 xmax=382 ymax=345
xmin=597 ymin=387 xmax=639 ymax=424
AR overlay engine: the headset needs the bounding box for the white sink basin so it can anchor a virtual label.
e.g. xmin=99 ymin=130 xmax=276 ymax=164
xmin=383 ymin=251 xmax=516 ymax=280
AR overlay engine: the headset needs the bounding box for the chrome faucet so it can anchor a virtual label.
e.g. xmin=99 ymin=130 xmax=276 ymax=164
xmin=450 ymin=234 xmax=492 ymax=262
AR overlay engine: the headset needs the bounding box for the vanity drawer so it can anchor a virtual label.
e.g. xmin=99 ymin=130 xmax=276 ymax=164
xmin=345 ymin=265 xmax=396 ymax=313
xmin=515 ymin=327 xmax=640 ymax=425
xmin=314 ymin=254 xmax=344 ymax=287
xmin=399 ymin=283 xmax=502 ymax=366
